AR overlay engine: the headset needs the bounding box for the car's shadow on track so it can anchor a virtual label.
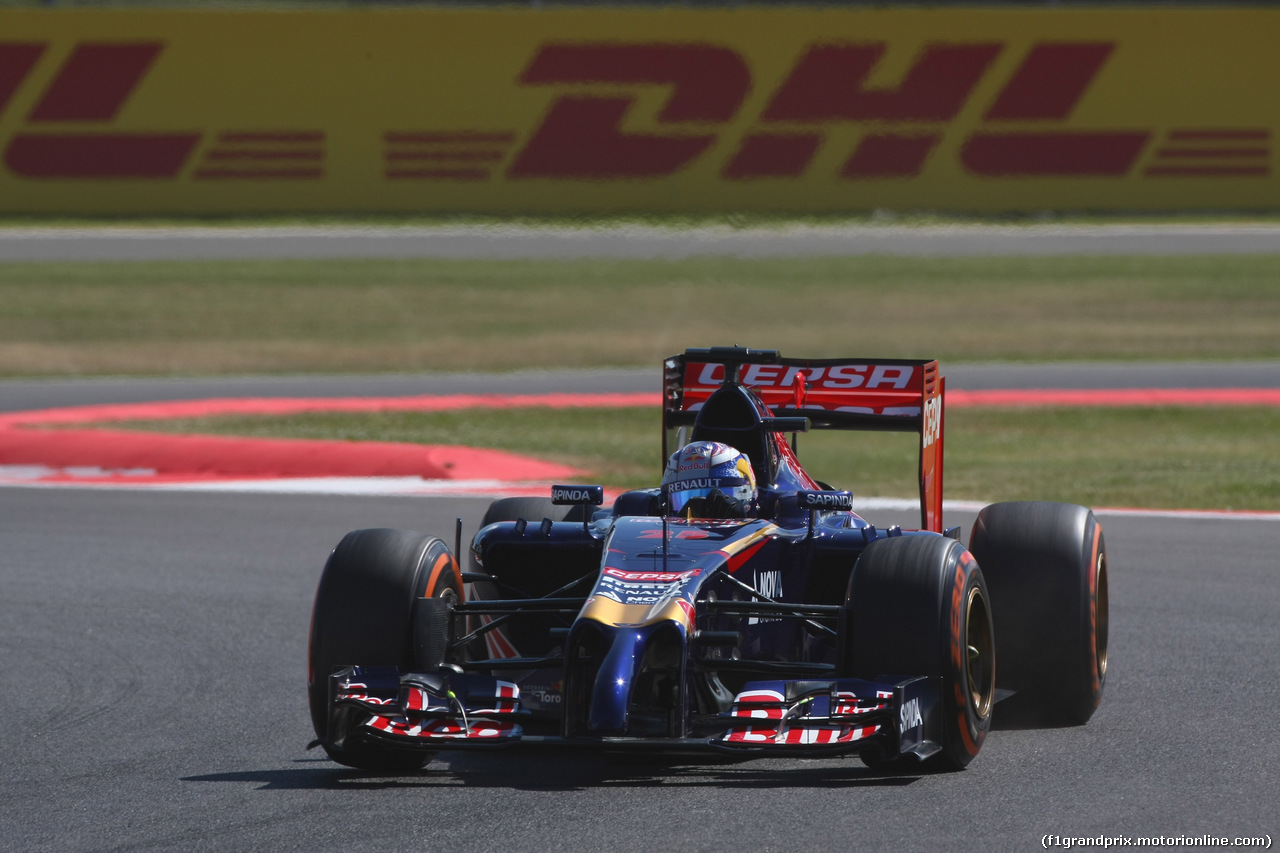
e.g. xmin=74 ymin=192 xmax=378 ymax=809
xmin=183 ymin=752 xmax=924 ymax=791
xmin=991 ymin=693 xmax=1090 ymax=731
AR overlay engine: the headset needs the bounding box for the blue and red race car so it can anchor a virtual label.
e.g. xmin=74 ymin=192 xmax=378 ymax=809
xmin=307 ymin=347 xmax=1108 ymax=771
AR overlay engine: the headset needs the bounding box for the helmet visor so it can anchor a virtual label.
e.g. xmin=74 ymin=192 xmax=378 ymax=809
xmin=669 ymin=486 xmax=718 ymax=516
xmin=666 ymin=477 xmax=751 ymax=516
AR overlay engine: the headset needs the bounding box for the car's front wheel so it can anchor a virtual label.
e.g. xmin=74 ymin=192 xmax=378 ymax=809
xmin=307 ymin=528 xmax=461 ymax=771
xmin=844 ymin=534 xmax=995 ymax=771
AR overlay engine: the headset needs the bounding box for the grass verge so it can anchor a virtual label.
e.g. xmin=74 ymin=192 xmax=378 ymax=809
xmin=3 ymin=254 xmax=1280 ymax=376
xmin=110 ymin=405 xmax=1280 ymax=511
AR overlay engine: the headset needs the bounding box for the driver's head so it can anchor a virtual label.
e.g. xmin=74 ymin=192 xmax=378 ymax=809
xmin=661 ymin=441 xmax=757 ymax=519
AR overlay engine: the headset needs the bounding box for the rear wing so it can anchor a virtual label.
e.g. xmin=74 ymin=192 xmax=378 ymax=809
xmin=663 ymin=348 xmax=944 ymax=532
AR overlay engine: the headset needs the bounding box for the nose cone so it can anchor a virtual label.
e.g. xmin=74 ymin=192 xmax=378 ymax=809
xmin=588 ymin=627 xmax=647 ymax=735
xmin=580 ymin=619 xmax=687 ymax=737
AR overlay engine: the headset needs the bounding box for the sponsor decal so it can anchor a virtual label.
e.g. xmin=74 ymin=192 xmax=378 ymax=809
xmin=598 ymin=590 xmax=676 ymax=606
xmin=596 ymin=565 xmax=699 ymax=607
xmin=683 ymin=362 xmax=925 ymax=417
xmin=5 ymin=13 xmax=1274 ymax=213
xmin=636 ymin=527 xmax=715 ymax=540
xmin=748 ymin=568 xmax=782 ymax=625
xmin=3 ymin=13 xmax=1276 ymax=213
xmin=669 ymin=477 xmax=727 ymax=491
xmin=522 ymin=682 xmax=563 ymax=705
xmin=755 ymin=569 xmax=782 ymax=598
xmin=899 ymin=696 xmax=923 ymax=735
xmin=721 ymin=723 xmax=880 ymax=745
xmin=191 ymin=131 xmax=324 ymax=181
xmin=603 ymin=567 xmax=700 ymax=583
xmin=724 ymin=725 xmax=778 ymax=743
xmin=799 ymin=490 xmax=854 ymax=511
xmin=696 ymin=362 xmax=916 ymax=391
xmin=337 ymin=691 xmax=396 ymax=707
xmin=778 ymin=725 xmax=877 ymax=745
xmin=2 ymin=41 xmax=199 ymax=179
xmin=0 ymin=40 xmax=325 ymax=181
xmin=383 ymin=130 xmax=517 ymax=182
xmin=722 ymin=685 xmax=885 ymax=746
xmin=504 ymin=39 xmax=1269 ymax=186
xmin=468 ymin=680 xmax=521 ymax=715
xmin=551 ymin=484 xmax=604 ymax=505
xmin=579 ymin=592 xmax=696 ymax=630
xmin=367 ymin=715 xmax=519 ymax=740
xmin=730 ymin=687 xmax=786 ymax=719
xmin=922 ymin=395 xmax=942 ymax=450
xmin=832 ymin=690 xmax=889 ymax=717
xmin=676 ymin=452 xmax=714 ymax=473
xmin=508 ymin=43 xmax=750 ymax=179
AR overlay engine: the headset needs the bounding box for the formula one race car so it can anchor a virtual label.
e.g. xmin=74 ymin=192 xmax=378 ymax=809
xmin=307 ymin=347 xmax=1109 ymax=772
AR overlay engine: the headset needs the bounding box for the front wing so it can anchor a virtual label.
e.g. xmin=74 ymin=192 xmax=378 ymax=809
xmin=323 ymin=666 xmax=943 ymax=761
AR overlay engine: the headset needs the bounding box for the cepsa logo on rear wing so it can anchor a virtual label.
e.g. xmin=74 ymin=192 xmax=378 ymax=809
xmin=663 ymin=352 xmax=945 ymax=532
xmin=680 ymin=359 xmax=929 ymax=417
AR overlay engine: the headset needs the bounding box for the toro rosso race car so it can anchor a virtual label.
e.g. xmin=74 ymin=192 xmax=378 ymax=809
xmin=308 ymin=347 xmax=1109 ymax=772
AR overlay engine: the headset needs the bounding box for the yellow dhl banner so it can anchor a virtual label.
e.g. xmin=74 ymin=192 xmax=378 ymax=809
xmin=0 ymin=8 xmax=1277 ymax=214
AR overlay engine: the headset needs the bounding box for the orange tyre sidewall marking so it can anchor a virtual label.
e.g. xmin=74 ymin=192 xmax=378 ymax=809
xmin=423 ymin=549 xmax=463 ymax=602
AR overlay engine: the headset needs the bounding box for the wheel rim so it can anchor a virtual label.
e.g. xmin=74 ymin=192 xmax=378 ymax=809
xmin=965 ymin=586 xmax=995 ymax=720
xmin=1095 ymin=553 xmax=1109 ymax=681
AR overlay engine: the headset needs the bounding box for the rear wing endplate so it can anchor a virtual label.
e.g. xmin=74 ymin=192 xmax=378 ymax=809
xmin=663 ymin=348 xmax=944 ymax=532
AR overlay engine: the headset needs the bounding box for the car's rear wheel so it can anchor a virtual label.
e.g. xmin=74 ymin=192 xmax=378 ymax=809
xmin=844 ymin=535 xmax=995 ymax=771
xmin=969 ymin=501 xmax=1108 ymax=725
xmin=308 ymin=528 xmax=461 ymax=771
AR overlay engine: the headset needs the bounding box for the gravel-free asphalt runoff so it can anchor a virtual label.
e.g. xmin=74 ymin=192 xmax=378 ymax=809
xmin=1 ymin=222 xmax=1279 ymax=261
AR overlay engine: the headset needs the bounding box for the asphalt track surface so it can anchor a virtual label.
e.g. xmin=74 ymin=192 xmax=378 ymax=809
xmin=1 ymin=222 xmax=1279 ymax=261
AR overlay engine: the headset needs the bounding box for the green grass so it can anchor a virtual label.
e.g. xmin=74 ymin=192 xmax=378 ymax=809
xmin=109 ymin=405 xmax=1280 ymax=510
xmin=3 ymin=254 xmax=1280 ymax=376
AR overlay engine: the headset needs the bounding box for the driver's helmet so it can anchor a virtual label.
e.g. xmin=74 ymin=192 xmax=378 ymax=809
xmin=661 ymin=441 xmax=757 ymax=519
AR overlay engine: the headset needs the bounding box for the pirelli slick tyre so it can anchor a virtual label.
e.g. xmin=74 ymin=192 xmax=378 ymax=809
xmin=308 ymin=528 xmax=462 ymax=772
xmin=846 ymin=535 xmax=995 ymax=771
xmin=481 ymin=497 xmax=585 ymax=527
xmin=969 ymin=501 xmax=1108 ymax=726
